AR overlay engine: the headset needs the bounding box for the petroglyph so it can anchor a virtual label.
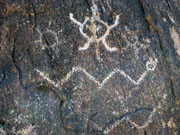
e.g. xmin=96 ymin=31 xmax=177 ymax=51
xmin=17 ymin=124 xmax=37 ymax=135
xmin=121 ymin=28 xmax=149 ymax=59
xmin=103 ymin=108 xmax=156 ymax=134
xmin=34 ymin=4 xmax=159 ymax=131
xmin=36 ymin=62 xmax=158 ymax=133
xmin=35 ymin=69 xmax=59 ymax=88
xmin=69 ymin=3 xmax=119 ymax=60
xmin=36 ymin=58 xmax=158 ymax=90
xmin=34 ymin=27 xmax=61 ymax=51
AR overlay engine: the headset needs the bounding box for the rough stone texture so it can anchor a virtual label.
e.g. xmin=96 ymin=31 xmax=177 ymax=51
xmin=0 ymin=0 xmax=180 ymax=135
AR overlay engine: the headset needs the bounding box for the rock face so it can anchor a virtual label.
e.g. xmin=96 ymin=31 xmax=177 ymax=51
xmin=0 ymin=0 xmax=180 ymax=135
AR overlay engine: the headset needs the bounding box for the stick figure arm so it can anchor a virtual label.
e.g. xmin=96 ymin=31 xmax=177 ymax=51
xmin=109 ymin=15 xmax=120 ymax=29
xmin=69 ymin=13 xmax=83 ymax=26
xmin=79 ymin=27 xmax=90 ymax=39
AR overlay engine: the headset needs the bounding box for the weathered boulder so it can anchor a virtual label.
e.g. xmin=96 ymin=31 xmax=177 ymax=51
xmin=0 ymin=0 xmax=179 ymax=135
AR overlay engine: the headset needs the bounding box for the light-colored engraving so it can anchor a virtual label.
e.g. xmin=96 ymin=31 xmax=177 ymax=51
xmin=36 ymin=58 xmax=158 ymax=90
xmin=34 ymin=27 xmax=61 ymax=51
xmin=103 ymin=108 xmax=156 ymax=134
xmin=70 ymin=3 xmax=119 ymax=60
xmin=35 ymin=69 xmax=59 ymax=88
xmin=17 ymin=124 xmax=37 ymax=135
xmin=0 ymin=128 xmax=6 ymax=135
xmin=121 ymin=28 xmax=150 ymax=59
xmin=100 ymin=57 xmax=157 ymax=88
xmin=35 ymin=58 xmax=158 ymax=133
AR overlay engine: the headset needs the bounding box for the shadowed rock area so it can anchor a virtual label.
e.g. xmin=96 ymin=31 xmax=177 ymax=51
xmin=0 ymin=0 xmax=180 ymax=135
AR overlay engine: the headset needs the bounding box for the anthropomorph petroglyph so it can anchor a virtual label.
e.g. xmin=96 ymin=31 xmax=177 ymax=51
xmin=35 ymin=58 xmax=158 ymax=90
xmin=121 ymin=28 xmax=150 ymax=59
xmin=69 ymin=3 xmax=119 ymax=60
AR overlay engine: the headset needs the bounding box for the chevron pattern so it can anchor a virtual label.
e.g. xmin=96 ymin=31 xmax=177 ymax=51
xmin=36 ymin=58 xmax=158 ymax=90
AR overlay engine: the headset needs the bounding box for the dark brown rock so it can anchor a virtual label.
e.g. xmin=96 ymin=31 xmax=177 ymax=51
xmin=0 ymin=0 xmax=179 ymax=135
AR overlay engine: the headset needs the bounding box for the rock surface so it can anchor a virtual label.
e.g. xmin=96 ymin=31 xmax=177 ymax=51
xmin=0 ymin=0 xmax=180 ymax=135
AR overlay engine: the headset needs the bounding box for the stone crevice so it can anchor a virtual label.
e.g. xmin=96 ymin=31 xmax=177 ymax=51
xmin=11 ymin=38 xmax=25 ymax=90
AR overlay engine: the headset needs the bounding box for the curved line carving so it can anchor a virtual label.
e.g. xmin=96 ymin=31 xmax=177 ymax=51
xmin=103 ymin=108 xmax=156 ymax=134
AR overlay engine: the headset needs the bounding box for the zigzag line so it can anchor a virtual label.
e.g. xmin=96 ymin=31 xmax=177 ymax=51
xmin=36 ymin=58 xmax=158 ymax=90
xmin=103 ymin=108 xmax=156 ymax=134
